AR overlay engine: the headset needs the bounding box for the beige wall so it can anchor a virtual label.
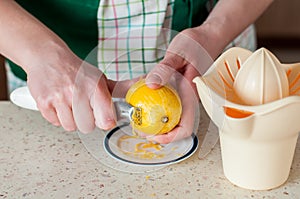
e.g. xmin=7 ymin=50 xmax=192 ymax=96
xmin=255 ymin=0 xmax=300 ymax=39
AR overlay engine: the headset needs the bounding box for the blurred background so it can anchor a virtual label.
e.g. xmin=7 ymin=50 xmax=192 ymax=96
xmin=256 ymin=0 xmax=300 ymax=63
xmin=1 ymin=0 xmax=300 ymax=100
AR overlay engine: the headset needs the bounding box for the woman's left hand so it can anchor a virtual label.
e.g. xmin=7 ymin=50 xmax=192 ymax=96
xmin=145 ymin=27 xmax=217 ymax=144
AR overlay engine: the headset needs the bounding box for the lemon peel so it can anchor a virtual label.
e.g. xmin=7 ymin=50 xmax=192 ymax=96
xmin=125 ymin=79 xmax=182 ymax=135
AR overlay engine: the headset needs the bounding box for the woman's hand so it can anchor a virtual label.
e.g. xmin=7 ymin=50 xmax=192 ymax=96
xmin=145 ymin=28 xmax=215 ymax=144
xmin=0 ymin=1 xmax=119 ymax=133
xmin=26 ymin=46 xmax=118 ymax=133
xmin=145 ymin=0 xmax=274 ymax=144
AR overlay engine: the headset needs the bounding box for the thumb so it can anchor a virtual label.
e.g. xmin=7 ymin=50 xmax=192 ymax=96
xmin=146 ymin=53 xmax=185 ymax=89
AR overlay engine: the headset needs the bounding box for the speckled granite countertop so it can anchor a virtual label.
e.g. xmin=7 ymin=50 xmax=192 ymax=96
xmin=1 ymin=101 xmax=300 ymax=198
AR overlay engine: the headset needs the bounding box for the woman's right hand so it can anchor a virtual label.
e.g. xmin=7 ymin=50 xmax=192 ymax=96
xmin=0 ymin=0 xmax=119 ymax=133
xmin=26 ymin=46 xmax=118 ymax=133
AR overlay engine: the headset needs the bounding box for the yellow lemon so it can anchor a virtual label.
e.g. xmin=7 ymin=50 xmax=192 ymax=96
xmin=125 ymin=79 xmax=182 ymax=135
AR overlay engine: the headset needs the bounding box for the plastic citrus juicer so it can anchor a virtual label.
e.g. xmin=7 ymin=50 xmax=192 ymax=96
xmin=193 ymin=47 xmax=300 ymax=190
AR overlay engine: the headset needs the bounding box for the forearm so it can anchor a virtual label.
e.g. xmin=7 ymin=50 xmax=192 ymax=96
xmin=0 ymin=0 xmax=75 ymax=73
xmin=194 ymin=0 xmax=273 ymax=59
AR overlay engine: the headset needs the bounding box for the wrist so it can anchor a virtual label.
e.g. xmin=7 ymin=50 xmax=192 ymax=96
xmin=191 ymin=19 xmax=231 ymax=60
xmin=23 ymin=37 xmax=81 ymax=76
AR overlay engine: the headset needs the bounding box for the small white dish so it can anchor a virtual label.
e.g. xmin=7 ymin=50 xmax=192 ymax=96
xmin=10 ymin=86 xmax=38 ymax=111
xmin=103 ymin=123 xmax=198 ymax=166
xmin=78 ymin=121 xmax=198 ymax=173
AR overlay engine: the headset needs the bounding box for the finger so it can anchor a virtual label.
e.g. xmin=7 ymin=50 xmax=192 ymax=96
xmin=145 ymin=54 xmax=184 ymax=89
xmin=147 ymin=130 xmax=177 ymax=144
xmin=36 ymin=98 xmax=61 ymax=126
xmin=92 ymin=77 xmax=117 ymax=130
xmin=72 ymin=87 xmax=95 ymax=134
xmin=40 ymin=107 xmax=61 ymax=126
xmin=55 ymin=103 xmax=76 ymax=131
xmin=148 ymin=113 xmax=194 ymax=144
xmin=175 ymin=63 xmax=200 ymax=99
xmin=107 ymin=76 xmax=144 ymax=98
xmin=148 ymin=76 xmax=198 ymax=144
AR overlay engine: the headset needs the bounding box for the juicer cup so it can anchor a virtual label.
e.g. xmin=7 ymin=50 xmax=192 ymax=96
xmin=193 ymin=47 xmax=300 ymax=190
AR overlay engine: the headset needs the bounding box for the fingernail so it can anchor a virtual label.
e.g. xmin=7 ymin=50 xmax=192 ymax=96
xmin=106 ymin=118 xmax=116 ymax=129
xmin=146 ymin=74 xmax=162 ymax=88
xmin=97 ymin=118 xmax=116 ymax=130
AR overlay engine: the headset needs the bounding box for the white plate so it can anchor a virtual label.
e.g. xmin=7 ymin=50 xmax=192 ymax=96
xmin=78 ymin=121 xmax=198 ymax=173
xmin=103 ymin=123 xmax=198 ymax=166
